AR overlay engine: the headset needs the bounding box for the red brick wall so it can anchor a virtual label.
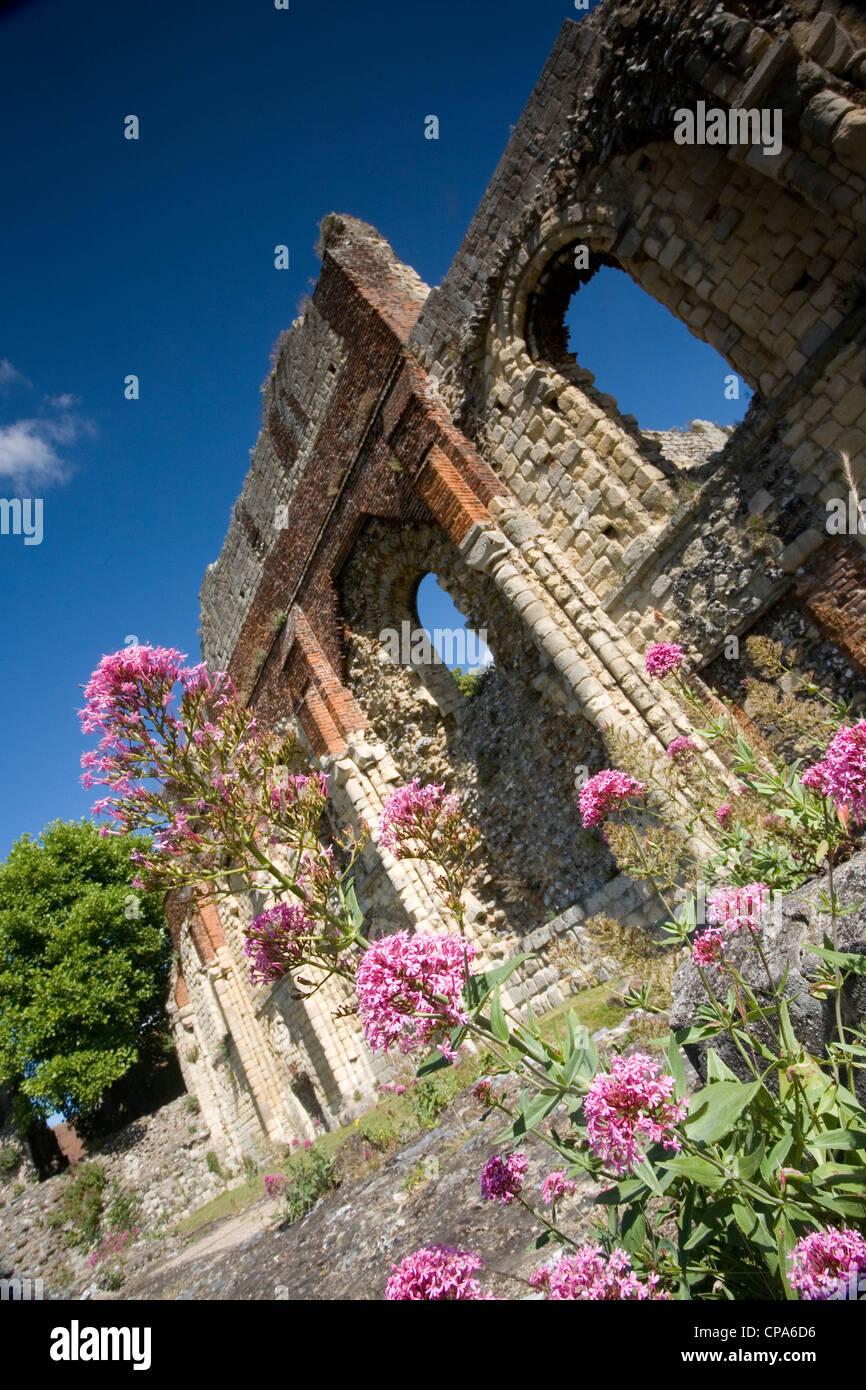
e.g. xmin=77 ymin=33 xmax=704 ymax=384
xmin=795 ymin=538 xmax=866 ymax=675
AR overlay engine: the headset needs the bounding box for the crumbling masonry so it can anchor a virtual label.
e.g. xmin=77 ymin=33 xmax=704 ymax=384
xmin=168 ymin=0 xmax=866 ymax=1163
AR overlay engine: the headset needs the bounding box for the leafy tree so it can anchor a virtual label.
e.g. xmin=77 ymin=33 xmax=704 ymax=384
xmin=0 ymin=820 xmax=172 ymax=1125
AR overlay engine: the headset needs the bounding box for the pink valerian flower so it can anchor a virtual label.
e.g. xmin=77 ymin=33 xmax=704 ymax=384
xmin=789 ymin=1227 xmax=866 ymax=1300
xmin=804 ymin=721 xmax=866 ymax=821
xmin=644 ymin=643 xmax=685 ymax=678
xmin=302 ymin=1139 xmax=313 ymax=1150
xmin=666 ymin=736 xmax=697 ymax=764
xmin=716 ymin=801 xmax=732 ymax=826
xmin=269 ymin=771 xmax=329 ymax=814
xmin=692 ymin=928 xmax=726 ymax=971
xmin=541 ymin=1170 xmax=576 ymax=1206
xmin=263 ymin=1173 xmax=288 ymax=1199
xmin=530 ymin=1245 xmax=667 ymax=1300
xmin=243 ymin=901 xmax=318 ymax=985
xmin=79 ymin=644 xmax=189 ymax=736
xmin=706 ymin=882 xmax=769 ymax=934
xmin=86 ymin=1226 xmax=140 ymax=1268
xmin=354 ymin=930 xmax=474 ymax=1056
xmin=378 ymin=779 xmax=462 ymax=855
xmin=480 ymin=1151 xmax=529 ymax=1205
xmin=473 ymin=1079 xmax=494 ymax=1107
xmin=584 ymin=1053 xmax=687 ymax=1175
xmin=800 ymin=761 xmax=829 ymax=795
xmin=386 ymin=1245 xmax=491 ymax=1300
xmin=579 ymin=769 xmax=646 ymax=828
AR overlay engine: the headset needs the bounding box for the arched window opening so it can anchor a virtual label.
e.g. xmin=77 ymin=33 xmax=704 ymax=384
xmin=526 ymin=244 xmax=752 ymax=435
xmin=414 ymin=573 xmax=493 ymax=683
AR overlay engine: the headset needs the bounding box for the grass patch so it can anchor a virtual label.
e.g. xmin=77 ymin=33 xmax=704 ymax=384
xmin=538 ymin=982 xmax=628 ymax=1042
xmin=174 ymin=1179 xmax=264 ymax=1237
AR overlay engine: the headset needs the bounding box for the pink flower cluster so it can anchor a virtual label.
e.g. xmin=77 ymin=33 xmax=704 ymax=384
xmin=530 ymin=1245 xmax=667 ymax=1300
xmin=666 ymin=736 xmax=697 ymax=764
xmin=691 ymin=927 xmax=726 ymax=971
xmin=473 ymin=1079 xmax=494 ymax=1107
xmin=706 ymin=882 xmax=769 ymax=934
xmin=378 ymin=779 xmax=461 ymax=855
xmin=263 ymin=1173 xmax=288 ymax=1199
xmin=243 ymin=901 xmax=317 ymax=985
xmin=716 ymin=800 xmax=732 ymax=826
xmin=803 ymin=720 xmax=866 ymax=820
xmin=644 ymin=643 xmax=684 ymax=678
xmin=86 ymin=1225 xmax=139 ymax=1269
xmin=480 ymin=1151 xmax=528 ymax=1205
xmin=354 ymin=929 xmax=473 ymax=1055
xmin=541 ymin=1170 xmax=576 ymax=1207
xmin=269 ymin=771 xmax=329 ymax=813
xmin=584 ymin=1052 xmax=687 ymax=1175
xmin=789 ymin=1226 xmax=866 ymax=1300
xmin=386 ymin=1245 xmax=490 ymax=1300
xmin=79 ymin=644 xmax=189 ymax=737
xmin=579 ymin=769 xmax=646 ymax=828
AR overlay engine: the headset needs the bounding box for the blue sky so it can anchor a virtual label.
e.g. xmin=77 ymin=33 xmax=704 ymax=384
xmin=0 ymin=0 xmax=746 ymax=859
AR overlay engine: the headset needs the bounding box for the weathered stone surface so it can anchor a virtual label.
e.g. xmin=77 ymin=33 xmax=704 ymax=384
xmin=110 ymin=1078 xmax=604 ymax=1302
xmin=670 ymin=852 xmax=866 ymax=1104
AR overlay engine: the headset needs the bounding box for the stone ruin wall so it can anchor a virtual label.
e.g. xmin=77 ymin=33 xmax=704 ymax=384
xmin=168 ymin=0 xmax=866 ymax=1164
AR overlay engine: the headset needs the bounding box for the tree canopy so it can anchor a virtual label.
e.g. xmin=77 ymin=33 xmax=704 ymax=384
xmin=0 ymin=820 xmax=173 ymax=1125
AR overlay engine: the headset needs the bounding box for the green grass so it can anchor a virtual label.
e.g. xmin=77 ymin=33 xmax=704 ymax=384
xmin=539 ymin=981 xmax=628 ymax=1042
xmin=174 ymin=1179 xmax=265 ymax=1236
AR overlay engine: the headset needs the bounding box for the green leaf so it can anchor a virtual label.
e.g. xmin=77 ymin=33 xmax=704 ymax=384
xmin=705 ymin=1050 xmax=740 ymax=1084
xmin=343 ymin=880 xmax=364 ymax=929
xmin=667 ymin=1034 xmax=687 ymax=1098
xmin=489 ymin=985 xmax=509 ymax=1044
xmin=524 ymin=999 xmax=541 ymax=1039
xmin=806 ymin=1128 xmax=866 ymax=1152
xmin=472 ymin=953 xmax=535 ymax=1002
xmin=686 ymin=1080 xmax=760 ymax=1144
xmin=804 ymin=944 xmax=866 ymax=976
xmin=732 ymin=1198 xmax=760 ymax=1239
xmin=661 ymin=1155 xmax=728 ymax=1190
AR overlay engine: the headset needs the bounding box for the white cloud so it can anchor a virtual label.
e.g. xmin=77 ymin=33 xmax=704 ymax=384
xmin=0 ymin=359 xmax=32 ymax=390
xmin=0 ymin=414 xmax=94 ymax=488
xmin=44 ymin=392 xmax=81 ymax=410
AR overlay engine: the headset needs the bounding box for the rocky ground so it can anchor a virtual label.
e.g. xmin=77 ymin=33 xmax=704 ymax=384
xmin=105 ymin=1076 xmax=605 ymax=1302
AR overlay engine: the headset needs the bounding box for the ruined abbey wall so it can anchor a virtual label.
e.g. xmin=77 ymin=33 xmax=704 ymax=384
xmin=170 ymin=0 xmax=866 ymax=1161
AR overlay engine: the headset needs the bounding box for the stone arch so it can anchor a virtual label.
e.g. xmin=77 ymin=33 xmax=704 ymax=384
xmin=337 ymin=517 xmax=620 ymax=934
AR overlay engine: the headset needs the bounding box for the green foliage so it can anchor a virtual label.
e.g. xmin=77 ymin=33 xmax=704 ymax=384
xmin=184 ymin=1094 xmax=200 ymax=1114
xmin=280 ymin=1148 xmax=338 ymax=1223
xmin=105 ymin=1181 xmax=139 ymax=1234
xmin=206 ymin=1151 xmax=223 ymax=1178
xmin=409 ymin=1078 xmax=451 ymax=1129
xmin=452 ymin=666 xmax=490 ymax=699
xmin=0 ymin=820 xmax=172 ymax=1124
xmin=57 ymin=1162 xmax=107 ymax=1249
xmin=0 ymin=1142 xmax=21 ymax=1174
